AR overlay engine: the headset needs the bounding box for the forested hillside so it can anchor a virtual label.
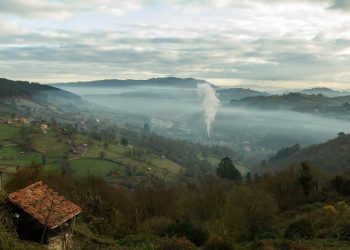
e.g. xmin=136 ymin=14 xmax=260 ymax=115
xmin=0 ymin=78 xmax=80 ymax=102
xmin=230 ymin=93 xmax=350 ymax=119
xmin=217 ymin=88 xmax=269 ymax=103
xmin=264 ymin=133 xmax=350 ymax=171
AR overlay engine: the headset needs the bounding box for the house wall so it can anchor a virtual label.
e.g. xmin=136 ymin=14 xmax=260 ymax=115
xmin=48 ymin=234 xmax=73 ymax=250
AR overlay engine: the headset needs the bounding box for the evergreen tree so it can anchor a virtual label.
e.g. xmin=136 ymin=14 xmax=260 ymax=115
xmin=216 ymin=157 xmax=242 ymax=181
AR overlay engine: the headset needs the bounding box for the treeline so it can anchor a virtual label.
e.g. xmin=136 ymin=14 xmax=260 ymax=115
xmin=3 ymin=161 xmax=350 ymax=249
xmin=0 ymin=78 xmax=54 ymax=97
xmin=263 ymin=134 xmax=350 ymax=172
xmin=0 ymin=78 xmax=80 ymax=103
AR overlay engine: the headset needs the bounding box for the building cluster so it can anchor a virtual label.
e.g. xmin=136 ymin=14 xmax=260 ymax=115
xmin=0 ymin=117 xmax=29 ymax=125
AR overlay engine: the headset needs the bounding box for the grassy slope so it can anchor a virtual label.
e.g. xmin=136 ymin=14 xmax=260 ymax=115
xmin=0 ymin=120 xmax=214 ymax=186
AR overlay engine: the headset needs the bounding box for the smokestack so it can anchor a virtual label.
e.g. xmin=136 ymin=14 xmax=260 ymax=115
xmin=197 ymin=83 xmax=220 ymax=137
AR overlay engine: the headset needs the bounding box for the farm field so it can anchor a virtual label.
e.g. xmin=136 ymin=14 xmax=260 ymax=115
xmin=0 ymin=120 xmax=208 ymax=186
xmin=69 ymin=158 xmax=125 ymax=178
xmin=0 ymin=126 xmax=21 ymax=140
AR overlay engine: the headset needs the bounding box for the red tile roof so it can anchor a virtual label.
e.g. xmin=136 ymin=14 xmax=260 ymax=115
xmin=9 ymin=181 xmax=81 ymax=230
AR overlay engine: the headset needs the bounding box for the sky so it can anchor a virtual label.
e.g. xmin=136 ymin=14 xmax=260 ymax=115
xmin=1 ymin=0 xmax=350 ymax=88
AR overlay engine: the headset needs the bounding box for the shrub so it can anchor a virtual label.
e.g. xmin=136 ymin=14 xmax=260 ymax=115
xmin=224 ymin=186 xmax=278 ymax=241
xmin=138 ymin=217 xmax=174 ymax=235
xmin=163 ymin=221 xmax=208 ymax=246
xmin=157 ymin=237 xmax=197 ymax=250
xmin=284 ymin=218 xmax=314 ymax=239
xmin=118 ymin=234 xmax=160 ymax=249
xmin=336 ymin=222 xmax=350 ymax=241
xmin=203 ymin=235 xmax=234 ymax=250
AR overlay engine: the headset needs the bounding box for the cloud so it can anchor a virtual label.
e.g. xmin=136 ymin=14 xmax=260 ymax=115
xmin=0 ymin=0 xmax=350 ymax=87
xmin=0 ymin=0 xmax=71 ymax=19
xmin=329 ymin=0 xmax=350 ymax=11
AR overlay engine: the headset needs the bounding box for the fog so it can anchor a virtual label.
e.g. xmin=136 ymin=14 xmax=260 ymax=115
xmin=57 ymin=85 xmax=350 ymax=161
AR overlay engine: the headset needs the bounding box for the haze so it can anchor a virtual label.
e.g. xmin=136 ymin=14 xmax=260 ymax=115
xmin=58 ymin=83 xmax=350 ymax=163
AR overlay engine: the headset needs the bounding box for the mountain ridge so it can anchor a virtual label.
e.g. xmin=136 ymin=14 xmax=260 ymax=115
xmin=51 ymin=77 xmax=213 ymax=88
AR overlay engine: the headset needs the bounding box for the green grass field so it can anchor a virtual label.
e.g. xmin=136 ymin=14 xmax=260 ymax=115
xmin=15 ymin=99 xmax=43 ymax=109
xmin=32 ymin=131 xmax=70 ymax=157
xmin=145 ymin=154 xmax=183 ymax=174
xmin=0 ymin=121 xmax=219 ymax=185
xmin=0 ymin=147 xmax=42 ymax=166
xmin=0 ymin=145 xmax=20 ymax=157
xmin=0 ymin=126 xmax=21 ymax=140
xmin=84 ymin=142 xmax=128 ymax=159
xmin=45 ymin=162 xmax=61 ymax=172
xmin=115 ymin=156 xmax=180 ymax=182
xmin=69 ymin=158 xmax=125 ymax=178
xmin=0 ymin=123 xmax=187 ymax=183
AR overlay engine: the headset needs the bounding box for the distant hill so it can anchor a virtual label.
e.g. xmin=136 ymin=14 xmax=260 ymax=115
xmin=0 ymin=78 xmax=82 ymax=121
xmin=297 ymin=87 xmax=350 ymax=97
xmin=230 ymin=93 xmax=350 ymax=119
xmin=266 ymin=133 xmax=350 ymax=171
xmin=52 ymin=77 xmax=212 ymax=88
xmin=0 ymin=78 xmax=80 ymax=103
xmin=230 ymin=93 xmax=331 ymax=110
xmin=233 ymin=84 xmax=288 ymax=93
xmin=218 ymin=88 xmax=269 ymax=102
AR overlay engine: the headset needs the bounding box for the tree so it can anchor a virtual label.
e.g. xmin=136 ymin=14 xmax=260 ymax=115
xmin=21 ymin=137 xmax=33 ymax=152
xmin=285 ymin=218 xmax=314 ymax=240
xmin=269 ymin=144 xmax=300 ymax=163
xmin=225 ymin=186 xmax=277 ymax=241
xmin=99 ymin=151 xmax=105 ymax=159
xmin=121 ymin=138 xmax=129 ymax=147
xmin=246 ymin=172 xmax=252 ymax=184
xmin=42 ymin=155 xmax=46 ymax=165
xmin=338 ymin=132 xmax=346 ymax=137
xmin=332 ymin=176 xmax=350 ymax=195
xmin=299 ymin=162 xmax=314 ymax=197
xmin=216 ymin=157 xmax=241 ymax=181
xmin=143 ymin=123 xmax=150 ymax=133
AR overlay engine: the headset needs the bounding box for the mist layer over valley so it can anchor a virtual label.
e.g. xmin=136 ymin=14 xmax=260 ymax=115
xmin=55 ymin=80 xmax=350 ymax=164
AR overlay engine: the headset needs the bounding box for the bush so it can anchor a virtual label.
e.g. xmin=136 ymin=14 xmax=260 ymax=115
xmin=157 ymin=237 xmax=197 ymax=250
xmin=163 ymin=221 xmax=208 ymax=246
xmin=138 ymin=217 xmax=174 ymax=235
xmin=225 ymin=186 xmax=277 ymax=241
xmin=336 ymin=222 xmax=350 ymax=241
xmin=203 ymin=235 xmax=234 ymax=250
xmin=118 ymin=234 xmax=160 ymax=249
xmin=284 ymin=218 xmax=314 ymax=240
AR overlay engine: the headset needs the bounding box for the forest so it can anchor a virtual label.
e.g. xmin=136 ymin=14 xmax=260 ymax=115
xmin=2 ymin=160 xmax=350 ymax=249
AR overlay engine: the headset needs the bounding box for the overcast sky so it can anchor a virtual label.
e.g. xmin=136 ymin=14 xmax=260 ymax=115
xmin=1 ymin=0 xmax=350 ymax=88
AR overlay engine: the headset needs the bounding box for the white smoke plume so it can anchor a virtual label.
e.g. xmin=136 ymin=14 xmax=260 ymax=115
xmin=197 ymin=83 xmax=220 ymax=137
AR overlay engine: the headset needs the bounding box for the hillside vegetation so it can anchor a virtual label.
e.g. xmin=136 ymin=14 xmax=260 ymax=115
xmin=0 ymin=116 xmax=238 ymax=187
xmin=3 ymin=160 xmax=350 ymax=249
xmin=264 ymin=133 xmax=350 ymax=172
xmin=0 ymin=78 xmax=80 ymax=102
xmin=230 ymin=93 xmax=350 ymax=120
